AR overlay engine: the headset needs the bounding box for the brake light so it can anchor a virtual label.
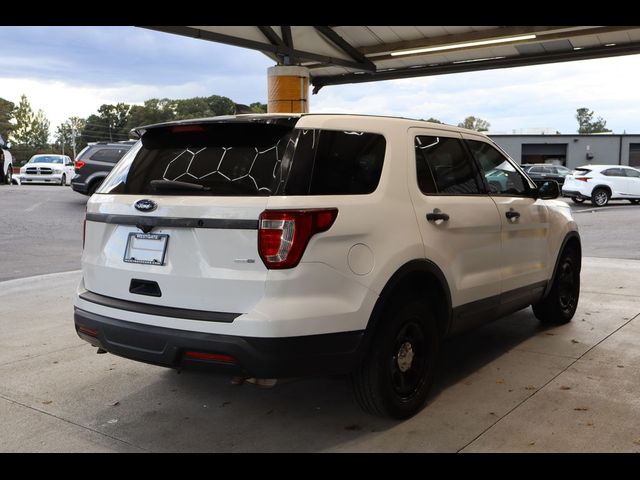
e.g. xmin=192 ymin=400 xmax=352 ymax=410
xmin=75 ymin=160 xmax=85 ymax=171
xmin=171 ymin=125 xmax=205 ymax=133
xmin=258 ymin=209 xmax=338 ymax=269
xmin=575 ymin=177 xmax=591 ymax=182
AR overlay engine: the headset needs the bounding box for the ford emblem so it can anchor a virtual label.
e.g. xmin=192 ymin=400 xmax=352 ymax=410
xmin=134 ymin=199 xmax=157 ymax=212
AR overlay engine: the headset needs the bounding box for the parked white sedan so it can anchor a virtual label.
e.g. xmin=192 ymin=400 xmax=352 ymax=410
xmin=562 ymin=164 xmax=640 ymax=207
xmin=20 ymin=154 xmax=75 ymax=186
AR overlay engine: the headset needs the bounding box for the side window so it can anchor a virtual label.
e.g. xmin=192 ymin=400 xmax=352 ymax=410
xmin=414 ymin=135 xmax=482 ymax=195
xmin=466 ymin=139 xmax=531 ymax=195
xmin=529 ymin=166 xmax=543 ymax=173
xmin=623 ymin=168 xmax=640 ymax=178
xmin=89 ymin=148 xmax=129 ymax=163
xmin=602 ymin=168 xmax=624 ymax=177
xmin=546 ymin=166 xmax=558 ymax=174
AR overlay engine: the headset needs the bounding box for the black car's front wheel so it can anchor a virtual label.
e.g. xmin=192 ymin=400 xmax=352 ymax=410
xmin=352 ymin=298 xmax=440 ymax=419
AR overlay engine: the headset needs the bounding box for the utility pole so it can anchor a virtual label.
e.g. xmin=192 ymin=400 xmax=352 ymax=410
xmin=71 ymin=126 xmax=77 ymax=159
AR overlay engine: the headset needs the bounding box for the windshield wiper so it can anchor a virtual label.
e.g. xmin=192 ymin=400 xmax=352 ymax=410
xmin=150 ymin=180 xmax=211 ymax=192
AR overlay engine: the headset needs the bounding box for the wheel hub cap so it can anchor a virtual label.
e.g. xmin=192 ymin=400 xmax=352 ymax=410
xmin=397 ymin=341 xmax=415 ymax=372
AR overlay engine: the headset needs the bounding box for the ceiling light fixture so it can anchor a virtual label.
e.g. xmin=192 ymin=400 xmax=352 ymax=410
xmin=390 ymin=34 xmax=537 ymax=57
xmin=604 ymin=43 xmax=617 ymax=47
xmin=453 ymin=56 xmax=506 ymax=64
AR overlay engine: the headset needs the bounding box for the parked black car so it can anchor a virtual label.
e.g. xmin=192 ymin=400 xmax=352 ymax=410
xmin=521 ymin=164 xmax=573 ymax=186
xmin=71 ymin=141 xmax=137 ymax=195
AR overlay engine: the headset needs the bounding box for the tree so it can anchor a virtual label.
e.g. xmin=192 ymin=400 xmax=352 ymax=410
xmin=30 ymin=110 xmax=50 ymax=149
xmin=424 ymin=117 xmax=443 ymax=124
xmin=0 ymin=97 xmax=15 ymax=141
xmin=575 ymin=107 xmax=611 ymax=133
xmin=55 ymin=117 xmax=86 ymax=156
xmin=458 ymin=116 xmax=490 ymax=132
xmin=249 ymin=102 xmax=267 ymax=113
xmin=81 ymin=103 xmax=132 ymax=143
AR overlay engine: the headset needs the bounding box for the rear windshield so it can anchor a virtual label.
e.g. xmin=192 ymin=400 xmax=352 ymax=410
xmin=98 ymin=122 xmax=386 ymax=196
xmin=574 ymin=168 xmax=591 ymax=175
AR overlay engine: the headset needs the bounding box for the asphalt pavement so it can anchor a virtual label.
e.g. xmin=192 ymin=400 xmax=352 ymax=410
xmin=2 ymin=184 xmax=640 ymax=452
xmin=0 ymin=185 xmax=86 ymax=281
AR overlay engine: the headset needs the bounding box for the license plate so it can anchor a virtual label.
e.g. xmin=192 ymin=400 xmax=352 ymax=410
xmin=123 ymin=233 xmax=169 ymax=265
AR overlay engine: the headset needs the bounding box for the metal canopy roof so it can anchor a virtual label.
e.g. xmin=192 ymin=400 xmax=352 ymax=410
xmin=145 ymin=26 xmax=640 ymax=92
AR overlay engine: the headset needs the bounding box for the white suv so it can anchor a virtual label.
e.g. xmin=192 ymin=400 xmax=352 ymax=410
xmin=74 ymin=114 xmax=581 ymax=419
xmin=562 ymin=164 xmax=640 ymax=207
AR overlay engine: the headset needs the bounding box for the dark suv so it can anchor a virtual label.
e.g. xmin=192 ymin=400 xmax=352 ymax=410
xmin=71 ymin=141 xmax=137 ymax=195
xmin=521 ymin=164 xmax=573 ymax=186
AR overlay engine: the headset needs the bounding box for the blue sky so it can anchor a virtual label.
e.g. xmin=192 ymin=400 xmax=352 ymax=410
xmin=2 ymin=26 xmax=640 ymax=135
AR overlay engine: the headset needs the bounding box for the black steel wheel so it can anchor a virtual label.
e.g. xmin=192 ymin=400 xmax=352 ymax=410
xmin=533 ymin=248 xmax=580 ymax=325
xmin=352 ymin=299 xmax=440 ymax=419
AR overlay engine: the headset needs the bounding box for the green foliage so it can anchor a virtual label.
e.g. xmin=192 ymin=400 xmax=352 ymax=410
xmin=8 ymin=94 xmax=51 ymax=162
xmin=576 ymin=107 xmax=611 ymax=134
xmin=458 ymin=116 xmax=490 ymax=132
xmin=55 ymin=117 xmax=87 ymax=156
xmin=0 ymin=97 xmax=15 ymax=141
xmin=249 ymin=102 xmax=268 ymax=113
xmin=424 ymin=117 xmax=443 ymax=124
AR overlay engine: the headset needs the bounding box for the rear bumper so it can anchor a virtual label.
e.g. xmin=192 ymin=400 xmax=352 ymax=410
xmin=562 ymin=189 xmax=590 ymax=200
xmin=71 ymin=181 xmax=89 ymax=194
xmin=74 ymin=307 xmax=365 ymax=378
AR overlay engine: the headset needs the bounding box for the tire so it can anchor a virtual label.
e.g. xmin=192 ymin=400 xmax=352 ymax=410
xmin=87 ymin=179 xmax=103 ymax=196
xmin=60 ymin=174 xmax=66 ymax=186
xmin=3 ymin=165 xmax=11 ymax=185
xmin=591 ymin=188 xmax=609 ymax=207
xmin=351 ymin=298 xmax=440 ymax=419
xmin=533 ymin=247 xmax=580 ymax=325
xmin=571 ymin=197 xmax=585 ymax=204
xmin=629 ymin=199 xmax=640 ymax=205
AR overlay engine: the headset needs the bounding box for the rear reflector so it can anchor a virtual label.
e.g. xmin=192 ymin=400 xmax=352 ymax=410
xmin=258 ymin=208 xmax=338 ymax=269
xmin=184 ymin=351 xmax=236 ymax=364
xmin=74 ymin=160 xmax=85 ymax=171
xmin=575 ymin=177 xmax=591 ymax=182
xmin=78 ymin=325 xmax=98 ymax=337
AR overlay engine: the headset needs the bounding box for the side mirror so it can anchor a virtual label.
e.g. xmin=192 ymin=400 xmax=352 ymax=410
xmin=537 ymin=180 xmax=560 ymax=200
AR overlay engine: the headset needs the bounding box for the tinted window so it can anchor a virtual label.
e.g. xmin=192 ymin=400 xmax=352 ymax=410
xmin=602 ymin=168 xmax=625 ymax=177
xmin=467 ymin=140 xmax=530 ymax=195
xmin=296 ymin=130 xmax=385 ymax=195
xmin=99 ymin=124 xmax=385 ymax=196
xmin=546 ymin=166 xmax=558 ymax=174
xmin=89 ymin=147 xmax=130 ymax=163
xmin=623 ymin=168 xmax=640 ymax=178
xmin=529 ymin=166 xmax=544 ymax=173
xmin=414 ymin=136 xmax=481 ymax=195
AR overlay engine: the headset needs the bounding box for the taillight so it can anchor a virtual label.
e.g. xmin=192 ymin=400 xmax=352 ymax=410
xmin=184 ymin=351 xmax=235 ymax=363
xmin=575 ymin=177 xmax=591 ymax=182
xmin=258 ymin=209 xmax=338 ymax=269
xmin=75 ymin=160 xmax=85 ymax=171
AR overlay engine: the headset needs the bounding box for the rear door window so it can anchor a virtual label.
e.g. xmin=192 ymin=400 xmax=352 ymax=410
xmin=466 ymin=139 xmax=532 ymax=196
xmin=414 ymin=135 xmax=482 ymax=195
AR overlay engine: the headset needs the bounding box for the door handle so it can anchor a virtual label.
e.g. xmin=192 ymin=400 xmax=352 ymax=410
xmin=426 ymin=211 xmax=450 ymax=222
xmin=505 ymin=210 xmax=520 ymax=220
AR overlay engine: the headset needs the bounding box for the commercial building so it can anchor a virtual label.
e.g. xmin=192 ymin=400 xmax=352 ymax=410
xmin=489 ymin=134 xmax=640 ymax=169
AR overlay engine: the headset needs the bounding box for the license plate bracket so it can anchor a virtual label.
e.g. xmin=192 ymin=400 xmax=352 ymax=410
xmin=123 ymin=233 xmax=169 ymax=266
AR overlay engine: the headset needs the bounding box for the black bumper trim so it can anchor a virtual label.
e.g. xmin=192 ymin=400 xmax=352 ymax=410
xmin=79 ymin=291 xmax=239 ymax=323
xmin=74 ymin=307 xmax=365 ymax=377
xmin=85 ymin=213 xmax=258 ymax=230
xmin=562 ymin=190 xmax=590 ymax=200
